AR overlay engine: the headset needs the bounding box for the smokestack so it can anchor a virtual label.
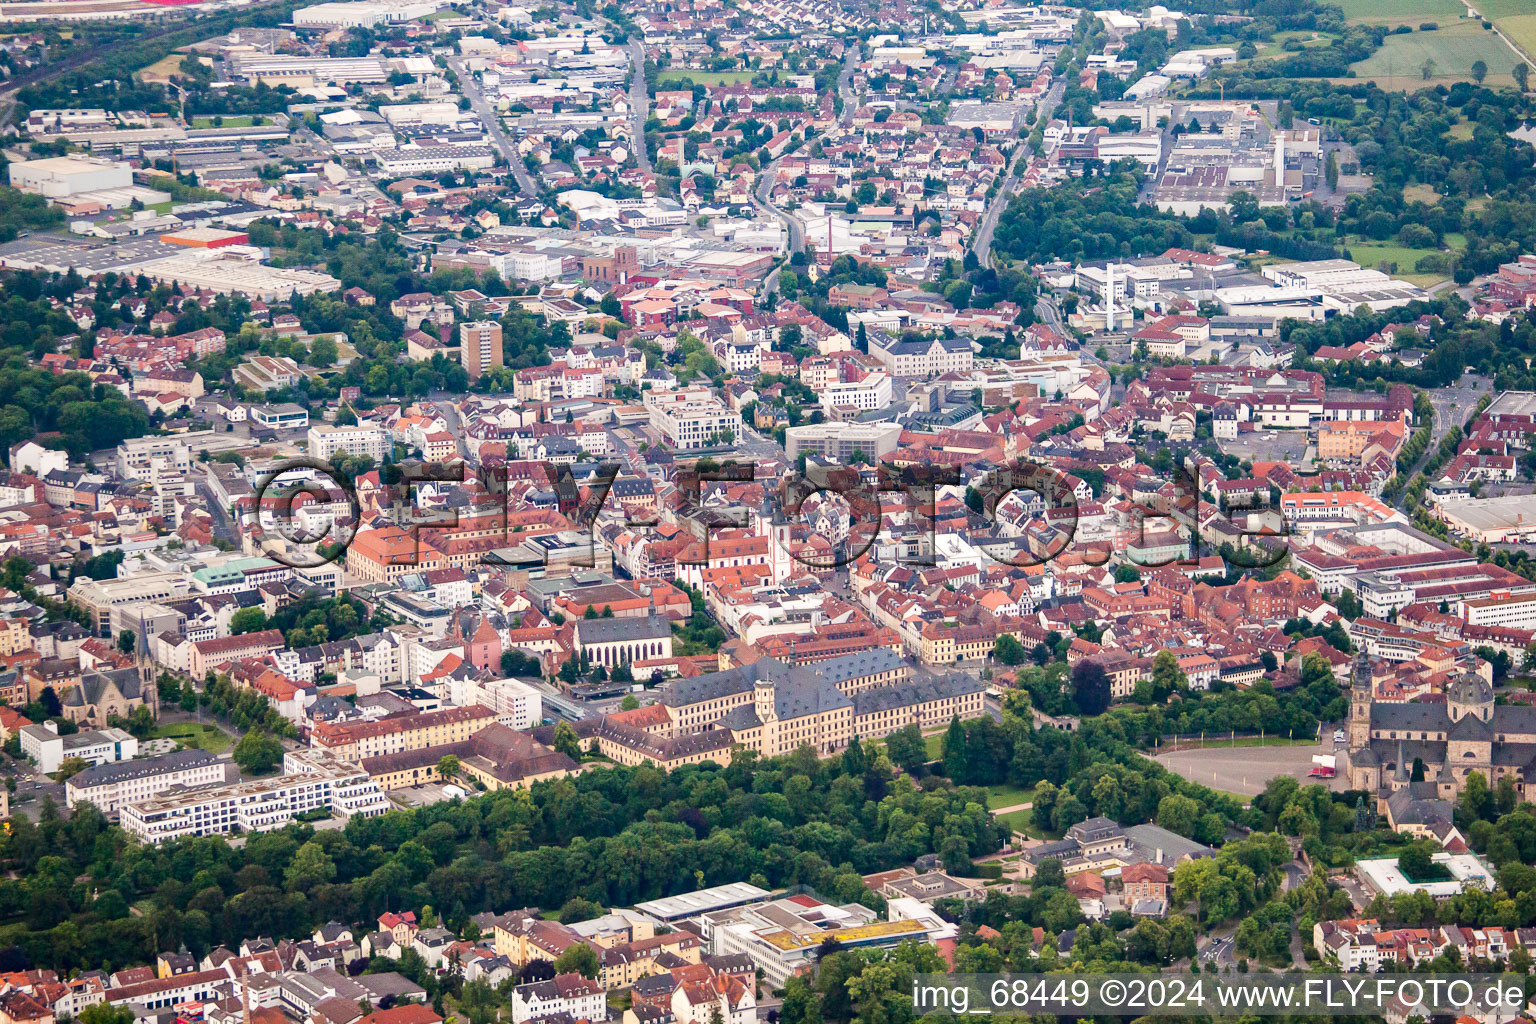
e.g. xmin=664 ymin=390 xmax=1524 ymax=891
xmin=1273 ymin=133 xmax=1285 ymax=186
xmin=1106 ymin=262 xmax=1116 ymax=332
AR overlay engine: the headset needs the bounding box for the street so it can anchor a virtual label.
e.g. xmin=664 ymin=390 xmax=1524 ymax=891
xmin=974 ymin=81 xmax=1064 ymax=270
xmin=752 ymin=157 xmax=805 ymax=256
xmin=448 ymin=57 xmax=539 ymax=197
xmin=628 ymin=40 xmax=651 ymax=174
xmin=837 ymin=44 xmax=860 ymax=127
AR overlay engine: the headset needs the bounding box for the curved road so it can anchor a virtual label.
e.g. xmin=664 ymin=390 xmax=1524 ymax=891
xmin=973 ymin=80 xmax=1064 ymax=270
xmin=754 ymin=45 xmax=858 ymax=268
xmin=752 ymin=159 xmax=804 ymax=254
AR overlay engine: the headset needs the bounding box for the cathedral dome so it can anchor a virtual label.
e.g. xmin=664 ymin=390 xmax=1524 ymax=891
xmin=1447 ymin=673 xmax=1493 ymax=707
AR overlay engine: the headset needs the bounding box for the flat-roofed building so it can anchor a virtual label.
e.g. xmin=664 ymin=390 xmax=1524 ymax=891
xmin=119 ymin=750 xmax=389 ymax=844
xmin=642 ymin=387 xmax=740 ymax=450
xmin=9 ymin=156 xmax=131 ymax=198
xmin=309 ymin=422 xmax=389 ymax=462
xmin=19 ymin=721 xmax=136 ymax=774
xmin=66 ymin=748 xmax=224 ymax=814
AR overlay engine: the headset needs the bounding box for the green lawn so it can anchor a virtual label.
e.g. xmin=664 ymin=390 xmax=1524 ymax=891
xmin=150 ymin=722 xmax=232 ymax=753
xmin=191 ymin=115 xmax=255 ymax=129
xmin=1337 ymin=0 xmax=1462 ymax=25
xmin=995 ymin=807 xmax=1038 ymax=836
xmin=1343 ymin=239 xmax=1456 ymax=285
xmin=984 ymin=783 xmax=1040 ymax=809
xmin=657 ymin=70 xmax=757 ymax=86
xmin=1351 ymin=19 xmax=1519 ymax=87
xmin=924 ymin=732 xmax=944 ymax=760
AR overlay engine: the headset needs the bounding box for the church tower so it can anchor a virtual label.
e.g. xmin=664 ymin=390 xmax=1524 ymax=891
xmin=1348 ymin=653 xmax=1372 ymax=750
xmin=754 ymin=674 xmax=779 ymax=756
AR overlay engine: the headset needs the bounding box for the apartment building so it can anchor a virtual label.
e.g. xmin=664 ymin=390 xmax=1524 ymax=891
xmin=510 ymin=974 xmax=606 ymax=1024
xmin=643 ymin=387 xmax=741 ymax=450
xmin=1463 ymin=592 xmax=1536 ymax=631
xmin=308 ymin=423 xmax=390 ymax=463
xmin=65 ymin=748 xmax=224 ymax=815
xmin=189 ymin=629 xmax=287 ymax=679
xmin=460 ymin=321 xmax=504 ymax=378
xmin=119 ymin=750 xmax=389 ymax=844
xmin=456 ymin=677 xmax=544 ymax=730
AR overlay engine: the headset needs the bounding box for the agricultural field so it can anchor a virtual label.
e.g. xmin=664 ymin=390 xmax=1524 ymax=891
xmin=1471 ymin=0 xmax=1536 ymax=65
xmin=1350 ymin=20 xmax=1519 ymax=88
xmin=1338 ymin=0 xmax=1464 ymax=27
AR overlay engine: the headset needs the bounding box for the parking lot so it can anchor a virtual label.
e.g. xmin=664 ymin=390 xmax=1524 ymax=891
xmin=1151 ymin=731 xmax=1346 ymax=798
xmin=1215 ymin=428 xmax=1312 ymax=467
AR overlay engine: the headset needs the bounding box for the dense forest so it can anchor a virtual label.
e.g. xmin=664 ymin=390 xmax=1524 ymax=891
xmin=0 ymin=746 xmax=1003 ymax=973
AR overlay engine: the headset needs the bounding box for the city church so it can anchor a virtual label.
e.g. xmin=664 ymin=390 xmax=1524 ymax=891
xmin=1347 ymin=659 xmax=1536 ymax=803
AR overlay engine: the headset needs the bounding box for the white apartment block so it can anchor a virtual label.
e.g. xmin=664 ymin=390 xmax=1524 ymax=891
xmin=643 ymin=387 xmax=741 ymax=449
xmin=1464 ymin=593 xmax=1536 ymax=631
xmin=66 ymin=748 xmax=225 ymax=814
xmin=510 ymin=975 xmax=607 ymax=1024
xmin=119 ymin=750 xmax=389 ymax=844
xmin=308 ymin=423 xmax=390 ymax=463
xmin=453 ymin=677 xmax=544 ymax=730
xmin=818 ymin=371 xmax=892 ymax=413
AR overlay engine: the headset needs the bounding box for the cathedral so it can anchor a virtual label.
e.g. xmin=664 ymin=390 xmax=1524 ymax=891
xmin=1347 ymin=657 xmax=1536 ymax=803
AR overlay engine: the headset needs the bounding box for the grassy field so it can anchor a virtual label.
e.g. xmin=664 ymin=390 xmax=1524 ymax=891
xmin=984 ymin=783 xmax=1040 ymax=809
xmin=1470 ymin=0 xmax=1536 ymax=64
xmin=191 ymin=115 xmax=255 ymax=129
xmin=657 ymin=70 xmax=756 ymax=86
xmin=995 ymin=807 xmax=1037 ymax=836
xmin=1351 ymin=20 xmax=1519 ymax=87
xmin=137 ymin=52 xmax=184 ymax=83
xmin=1343 ymin=239 xmax=1454 ymax=285
xmin=1338 ymin=0 xmax=1463 ymax=26
xmin=151 ymin=722 xmax=232 ymax=753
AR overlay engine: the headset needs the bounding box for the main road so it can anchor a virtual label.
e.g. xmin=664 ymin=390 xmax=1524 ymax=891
xmin=752 ymin=43 xmax=859 ymax=295
xmin=837 ymin=42 xmax=860 ymax=126
xmin=627 ymin=40 xmax=651 ymax=174
xmin=752 ymin=154 xmax=811 ymax=271
xmin=973 ymin=80 xmax=1064 ymax=270
xmin=448 ymin=56 xmax=539 ymax=197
